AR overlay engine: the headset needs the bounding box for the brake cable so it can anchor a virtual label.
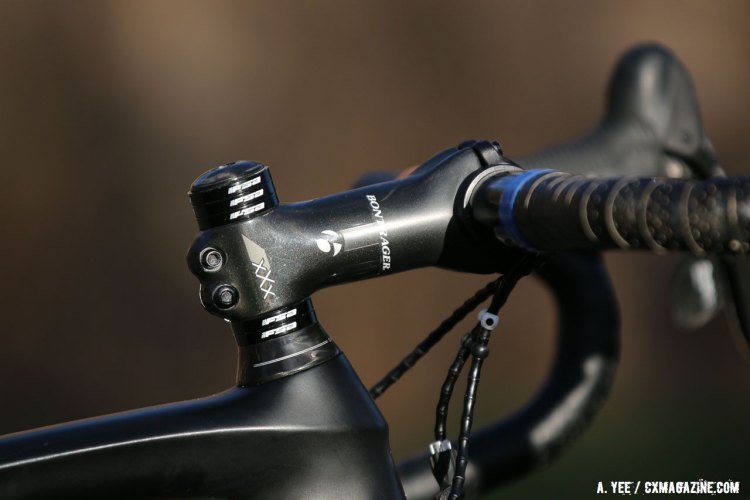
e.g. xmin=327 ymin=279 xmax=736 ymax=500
xmin=369 ymin=278 xmax=503 ymax=399
xmin=438 ymin=255 xmax=541 ymax=499
xmin=369 ymin=254 xmax=543 ymax=499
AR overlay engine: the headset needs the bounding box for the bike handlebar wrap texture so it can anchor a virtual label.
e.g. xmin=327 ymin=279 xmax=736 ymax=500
xmin=489 ymin=170 xmax=750 ymax=255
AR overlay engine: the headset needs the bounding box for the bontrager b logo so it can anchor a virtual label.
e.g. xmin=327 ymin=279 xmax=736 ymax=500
xmin=316 ymin=230 xmax=343 ymax=256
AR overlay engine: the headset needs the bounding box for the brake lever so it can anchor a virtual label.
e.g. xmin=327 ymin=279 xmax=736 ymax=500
xmin=518 ymin=43 xmax=750 ymax=350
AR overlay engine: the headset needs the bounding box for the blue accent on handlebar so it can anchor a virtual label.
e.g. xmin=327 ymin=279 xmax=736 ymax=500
xmin=496 ymin=169 xmax=555 ymax=252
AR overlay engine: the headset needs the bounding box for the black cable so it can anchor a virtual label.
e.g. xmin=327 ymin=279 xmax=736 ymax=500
xmin=365 ymin=253 xmax=541 ymax=498
xmin=448 ymin=327 xmax=490 ymax=499
xmin=434 ymin=257 xmax=538 ymax=445
xmin=487 ymin=255 xmax=539 ymax=312
xmin=369 ymin=278 xmax=502 ymax=399
xmin=446 ymin=255 xmax=542 ymax=500
xmin=434 ymin=332 xmax=474 ymax=441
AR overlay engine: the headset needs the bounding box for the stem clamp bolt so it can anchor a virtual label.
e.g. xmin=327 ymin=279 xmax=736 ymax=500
xmin=200 ymin=248 xmax=224 ymax=271
xmin=213 ymin=285 xmax=238 ymax=309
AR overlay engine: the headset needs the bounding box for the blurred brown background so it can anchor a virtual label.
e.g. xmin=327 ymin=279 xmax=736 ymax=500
xmin=0 ymin=1 xmax=748 ymax=498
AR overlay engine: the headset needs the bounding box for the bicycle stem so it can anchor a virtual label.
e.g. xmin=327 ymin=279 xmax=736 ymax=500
xmin=186 ymin=142 xmax=522 ymax=383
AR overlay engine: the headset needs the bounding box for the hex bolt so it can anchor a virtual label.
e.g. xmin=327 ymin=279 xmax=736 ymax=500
xmin=200 ymin=247 xmax=223 ymax=271
xmin=213 ymin=285 xmax=238 ymax=309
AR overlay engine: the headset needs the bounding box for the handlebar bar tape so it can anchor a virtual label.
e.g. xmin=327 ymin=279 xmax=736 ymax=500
xmin=479 ymin=170 xmax=750 ymax=254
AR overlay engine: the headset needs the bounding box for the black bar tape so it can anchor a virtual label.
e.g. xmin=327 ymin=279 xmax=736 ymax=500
xmin=493 ymin=171 xmax=750 ymax=254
